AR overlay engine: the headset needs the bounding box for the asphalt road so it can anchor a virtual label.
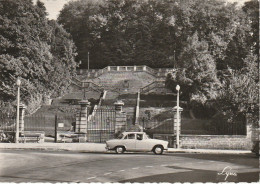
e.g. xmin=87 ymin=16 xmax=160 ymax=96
xmin=0 ymin=150 xmax=259 ymax=183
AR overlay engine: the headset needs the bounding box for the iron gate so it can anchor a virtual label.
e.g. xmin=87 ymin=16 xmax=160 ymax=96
xmin=87 ymin=107 xmax=116 ymax=143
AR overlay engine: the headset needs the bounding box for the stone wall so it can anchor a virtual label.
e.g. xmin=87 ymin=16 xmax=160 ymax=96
xmin=180 ymin=135 xmax=252 ymax=150
xmin=115 ymin=111 xmax=127 ymax=134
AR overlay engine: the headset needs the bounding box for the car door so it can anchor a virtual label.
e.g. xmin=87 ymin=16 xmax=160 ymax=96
xmin=122 ymin=133 xmax=136 ymax=151
xmin=135 ymin=133 xmax=149 ymax=151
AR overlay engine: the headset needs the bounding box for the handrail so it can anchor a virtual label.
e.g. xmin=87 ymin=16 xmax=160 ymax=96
xmin=140 ymin=81 xmax=165 ymax=93
xmin=82 ymin=81 xmax=103 ymax=89
xmin=87 ymin=90 xmax=106 ymax=121
xmin=71 ymin=77 xmax=104 ymax=92
xmin=76 ymin=65 xmax=171 ymax=79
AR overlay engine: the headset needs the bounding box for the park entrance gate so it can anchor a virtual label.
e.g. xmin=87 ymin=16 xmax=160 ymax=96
xmin=86 ymin=107 xmax=116 ymax=143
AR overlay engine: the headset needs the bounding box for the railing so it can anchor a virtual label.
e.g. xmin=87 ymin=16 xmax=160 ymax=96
xmin=88 ymin=91 xmax=107 ymax=121
xmin=145 ymin=66 xmax=157 ymax=76
xmin=76 ymin=66 xmax=172 ymax=78
xmin=71 ymin=77 xmax=82 ymax=87
xmin=0 ymin=114 xmax=16 ymax=132
xmin=140 ymin=81 xmax=165 ymax=93
xmin=71 ymin=77 xmax=104 ymax=92
xmin=87 ymin=107 xmax=116 ymax=143
xmin=82 ymin=81 xmax=104 ymax=92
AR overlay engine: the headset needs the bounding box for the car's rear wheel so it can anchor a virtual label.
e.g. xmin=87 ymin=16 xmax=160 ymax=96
xmin=153 ymin=145 xmax=163 ymax=155
xmin=115 ymin=146 xmax=125 ymax=154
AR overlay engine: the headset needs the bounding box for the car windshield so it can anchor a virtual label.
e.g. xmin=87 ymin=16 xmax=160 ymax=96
xmin=117 ymin=133 xmax=124 ymax=139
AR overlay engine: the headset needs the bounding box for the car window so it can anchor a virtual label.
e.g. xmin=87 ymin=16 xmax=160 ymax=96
xmin=127 ymin=134 xmax=135 ymax=139
xmin=117 ymin=133 xmax=124 ymax=139
xmin=137 ymin=134 xmax=143 ymax=140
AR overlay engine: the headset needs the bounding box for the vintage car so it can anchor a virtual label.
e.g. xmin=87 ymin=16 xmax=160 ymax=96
xmin=105 ymin=132 xmax=168 ymax=154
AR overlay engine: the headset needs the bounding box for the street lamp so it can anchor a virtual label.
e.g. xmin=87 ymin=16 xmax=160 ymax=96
xmin=176 ymin=85 xmax=180 ymax=149
xmin=88 ymin=52 xmax=90 ymax=70
xmin=15 ymin=78 xmax=21 ymax=143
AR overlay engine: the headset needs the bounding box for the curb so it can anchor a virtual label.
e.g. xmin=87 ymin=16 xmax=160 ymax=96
xmin=167 ymin=148 xmax=252 ymax=154
xmin=0 ymin=143 xmax=252 ymax=154
xmin=0 ymin=143 xmax=107 ymax=152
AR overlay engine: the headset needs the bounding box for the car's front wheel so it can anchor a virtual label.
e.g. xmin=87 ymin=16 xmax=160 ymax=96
xmin=153 ymin=145 xmax=163 ymax=155
xmin=115 ymin=146 xmax=125 ymax=154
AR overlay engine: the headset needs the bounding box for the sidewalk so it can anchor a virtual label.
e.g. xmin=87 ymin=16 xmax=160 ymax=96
xmin=0 ymin=143 xmax=252 ymax=154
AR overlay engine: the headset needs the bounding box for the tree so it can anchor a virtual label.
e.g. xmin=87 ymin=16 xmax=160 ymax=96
xmin=166 ymin=33 xmax=221 ymax=103
xmin=57 ymin=0 xmax=191 ymax=68
xmin=0 ymin=0 xmax=77 ymax=114
xmin=242 ymin=0 xmax=259 ymax=55
xmin=216 ymin=53 xmax=259 ymax=127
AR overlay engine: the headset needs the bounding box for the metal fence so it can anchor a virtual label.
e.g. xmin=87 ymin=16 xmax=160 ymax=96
xmin=208 ymin=120 xmax=246 ymax=135
xmin=0 ymin=114 xmax=16 ymax=132
xmin=0 ymin=114 xmax=16 ymax=142
xmin=24 ymin=114 xmax=75 ymax=137
xmin=87 ymin=107 xmax=116 ymax=143
xmin=140 ymin=116 xmax=246 ymax=136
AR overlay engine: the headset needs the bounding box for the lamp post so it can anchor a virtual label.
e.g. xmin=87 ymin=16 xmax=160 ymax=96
xmin=15 ymin=78 xmax=21 ymax=143
xmin=88 ymin=52 xmax=90 ymax=70
xmin=176 ymin=85 xmax=180 ymax=149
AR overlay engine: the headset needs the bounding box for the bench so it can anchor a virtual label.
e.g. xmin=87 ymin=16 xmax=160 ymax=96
xmin=20 ymin=131 xmax=45 ymax=143
xmin=57 ymin=132 xmax=87 ymax=143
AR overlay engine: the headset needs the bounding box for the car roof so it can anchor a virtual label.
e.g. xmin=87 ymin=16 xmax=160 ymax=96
xmin=123 ymin=132 xmax=145 ymax=134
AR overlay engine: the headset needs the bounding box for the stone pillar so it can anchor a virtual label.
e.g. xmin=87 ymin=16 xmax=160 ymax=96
xmin=117 ymin=66 xmax=120 ymax=71
xmin=246 ymin=124 xmax=252 ymax=139
xmin=114 ymin=100 xmax=126 ymax=134
xmin=143 ymin=66 xmax=147 ymax=71
xmin=172 ymin=106 xmax=183 ymax=136
xmin=134 ymin=66 xmax=136 ymax=71
xmin=19 ymin=104 xmax=26 ymax=132
xmin=108 ymin=66 xmax=111 ymax=71
xmin=75 ymin=99 xmax=90 ymax=133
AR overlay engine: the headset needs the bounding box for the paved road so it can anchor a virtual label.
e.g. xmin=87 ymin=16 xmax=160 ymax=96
xmin=0 ymin=150 xmax=259 ymax=182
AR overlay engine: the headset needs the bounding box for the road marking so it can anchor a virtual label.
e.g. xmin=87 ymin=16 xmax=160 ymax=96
xmin=118 ymin=170 xmax=125 ymax=172
xmin=146 ymin=166 xmax=153 ymax=168
xmin=104 ymin=172 xmax=112 ymax=175
xmin=210 ymin=161 xmax=215 ymax=162
xmin=132 ymin=167 xmax=140 ymax=170
xmin=161 ymin=164 xmax=168 ymax=167
xmin=87 ymin=176 xmax=96 ymax=180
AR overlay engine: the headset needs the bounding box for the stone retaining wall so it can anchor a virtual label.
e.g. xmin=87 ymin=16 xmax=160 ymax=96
xmin=180 ymin=135 xmax=252 ymax=150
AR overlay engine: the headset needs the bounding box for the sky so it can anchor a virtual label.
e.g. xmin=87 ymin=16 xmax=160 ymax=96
xmin=34 ymin=0 xmax=250 ymax=20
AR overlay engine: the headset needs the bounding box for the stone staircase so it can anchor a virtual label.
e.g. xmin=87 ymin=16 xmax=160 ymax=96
xmin=75 ymin=65 xmax=174 ymax=94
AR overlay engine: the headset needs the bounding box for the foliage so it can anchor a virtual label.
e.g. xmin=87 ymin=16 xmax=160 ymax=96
xmin=242 ymin=0 xmax=259 ymax=56
xmin=163 ymin=0 xmax=258 ymax=125
xmin=58 ymin=0 xmax=191 ymax=68
xmin=0 ymin=0 xmax=77 ymax=114
xmin=166 ymin=32 xmax=221 ymax=103
xmin=215 ymin=53 xmax=259 ymax=127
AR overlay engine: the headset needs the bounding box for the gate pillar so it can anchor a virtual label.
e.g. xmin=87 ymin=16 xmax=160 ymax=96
xmin=19 ymin=104 xmax=26 ymax=132
xmin=114 ymin=100 xmax=126 ymax=134
xmin=173 ymin=106 xmax=183 ymax=148
xmin=76 ymin=99 xmax=90 ymax=133
xmin=172 ymin=106 xmax=183 ymax=135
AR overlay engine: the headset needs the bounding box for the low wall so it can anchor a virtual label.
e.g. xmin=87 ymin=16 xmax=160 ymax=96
xmin=180 ymin=135 xmax=252 ymax=150
xmin=77 ymin=66 xmax=172 ymax=79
